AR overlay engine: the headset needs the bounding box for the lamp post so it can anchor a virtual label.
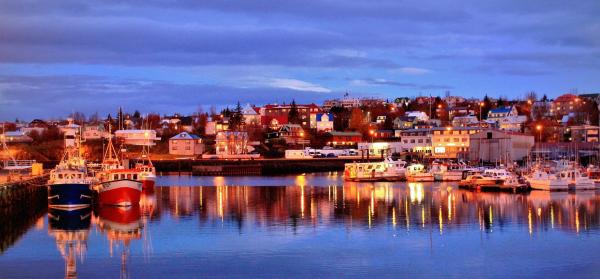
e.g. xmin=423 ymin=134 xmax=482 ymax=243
xmin=369 ymin=129 xmax=375 ymax=143
xmin=536 ymin=125 xmax=542 ymax=143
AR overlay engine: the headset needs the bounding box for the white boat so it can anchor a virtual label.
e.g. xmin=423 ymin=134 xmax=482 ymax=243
xmin=430 ymin=162 xmax=468 ymax=181
xmin=343 ymin=157 xmax=407 ymax=182
xmin=526 ymin=169 xmax=569 ymax=191
xmin=406 ymin=163 xmax=434 ymax=182
xmin=558 ymin=167 xmax=595 ymax=190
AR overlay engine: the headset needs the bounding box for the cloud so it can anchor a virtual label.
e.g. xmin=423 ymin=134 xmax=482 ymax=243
xmin=0 ymin=75 xmax=335 ymax=120
xmin=350 ymin=78 xmax=452 ymax=90
xmin=396 ymin=67 xmax=432 ymax=75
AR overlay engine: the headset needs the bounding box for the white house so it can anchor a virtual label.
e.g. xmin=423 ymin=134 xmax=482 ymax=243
xmin=115 ymin=130 xmax=160 ymax=146
xmin=310 ymin=113 xmax=334 ymax=132
xmin=487 ymin=106 xmax=518 ymax=122
xmin=169 ymin=132 xmax=204 ymax=156
xmin=406 ymin=111 xmax=430 ymax=122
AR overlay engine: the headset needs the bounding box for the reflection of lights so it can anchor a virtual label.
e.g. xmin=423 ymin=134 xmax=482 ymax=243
xmin=550 ymin=205 xmax=554 ymax=229
xmin=370 ymin=189 xmax=375 ymax=216
xmin=528 ymin=208 xmax=533 ymax=236
xmin=439 ymin=206 xmax=443 ymax=234
xmin=421 ymin=206 xmax=425 ymax=228
xmin=447 ymin=193 xmax=453 ymax=221
xmin=537 ymin=207 xmax=542 ymax=217
xmin=295 ymin=174 xmax=306 ymax=187
xmin=213 ymin=176 xmax=225 ymax=187
xmin=489 ymin=206 xmax=493 ymax=230
xmin=408 ymin=183 xmax=424 ymax=203
xmin=300 ymin=185 xmax=305 ymax=218
xmin=405 ymin=198 xmax=410 ymax=230
xmin=575 ymin=210 xmax=580 ymax=234
xmin=392 ymin=207 xmax=397 ymax=228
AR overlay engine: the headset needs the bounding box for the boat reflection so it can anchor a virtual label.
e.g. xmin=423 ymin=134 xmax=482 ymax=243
xmin=97 ymin=206 xmax=143 ymax=279
xmin=47 ymin=208 xmax=92 ymax=279
xmin=153 ymin=183 xmax=600 ymax=234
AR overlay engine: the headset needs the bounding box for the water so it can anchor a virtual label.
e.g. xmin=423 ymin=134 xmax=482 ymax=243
xmin=1 ymin=173 xmax=600 ymax=278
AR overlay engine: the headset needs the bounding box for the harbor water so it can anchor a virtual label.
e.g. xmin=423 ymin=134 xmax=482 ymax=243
xmin=1 ymin=173 xmax=600 ymax=278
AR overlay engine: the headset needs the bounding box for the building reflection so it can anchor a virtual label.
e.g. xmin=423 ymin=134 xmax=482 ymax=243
xmin=153 ymin=183 xmax=600 ymax=235
xmin=47 ymin=208 xmax=92 ymax=279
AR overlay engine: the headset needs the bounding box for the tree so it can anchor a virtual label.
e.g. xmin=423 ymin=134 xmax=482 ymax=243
xmin=497 ymin=98 xmax=505 ymax=107
xmin=70 ymin=111 xmax=86 ymax=124
xmin=133 ymin=110 xmax=141 ymax=119
xmin=228 ymin=102 xmax=245 ymax=131
xmin=288 ymin=100 xmax=301 ymax=124
xmin=348 ymin=107 xmax=367 ymax=133
xmin=525 ymin=91 xmax=537 ymax=102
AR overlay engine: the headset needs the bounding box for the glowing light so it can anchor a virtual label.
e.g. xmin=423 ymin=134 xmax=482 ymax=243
xmin=528 ymin=208 xmax=533 ymax=236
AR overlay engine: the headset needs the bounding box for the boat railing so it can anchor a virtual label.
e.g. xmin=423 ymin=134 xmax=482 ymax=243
xmin=3 ymin=159 xmax=36 ymax=169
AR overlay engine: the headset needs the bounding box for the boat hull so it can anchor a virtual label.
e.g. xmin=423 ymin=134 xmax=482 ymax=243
xmin=528 ymin=180 xmax=569 ymax=191
xmin=48 ymin=183 xmax=92 ymax=210
xmin=97 ymin=179 xmax=142 ymax=206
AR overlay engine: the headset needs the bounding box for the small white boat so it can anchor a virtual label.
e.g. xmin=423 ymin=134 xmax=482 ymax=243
xmin=558 ymin=168 xmax=595 ymax=190
xmin=526 ymin=168 xmax=569 ymax=191
xmin=406 ymin=163 xmax=434 ymax=182
xmin=430 ymin=162 xmax=468 ymax=181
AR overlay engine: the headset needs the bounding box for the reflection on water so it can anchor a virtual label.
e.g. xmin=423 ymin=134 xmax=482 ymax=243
xmin=1 ymin=174 xmax=600 ymax=278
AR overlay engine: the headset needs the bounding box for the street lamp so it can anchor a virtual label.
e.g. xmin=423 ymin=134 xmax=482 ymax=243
xmin=369 ymin=129 xmax=375 ymax=143
xmin=536 ymin=125 xmax=542 ymax=142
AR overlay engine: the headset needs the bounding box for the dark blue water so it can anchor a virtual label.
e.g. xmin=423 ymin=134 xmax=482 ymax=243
xmin=1 ymin=173 xmax=599 ymax=278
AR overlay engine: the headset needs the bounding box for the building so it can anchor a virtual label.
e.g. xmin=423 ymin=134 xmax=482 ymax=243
xmin=568 ymin=125 xmax=600 ymax=142
xmin=358 ymin=142 xmax=403 ymax=156
xmin=169 ymin=132 xmax=204 ymax=156
xmin=498 ymin=115 xmax=528 ymax=132
xmin=468 ymin=129 xmax=534 ymax=163
xmin=398 ymin=128 xmax=432 ymax=155
xmin=406 ymin=111 xmax=429 ymax=122
xmin=325 ymin=131 xmax=362 ymax=147
xmin=215 ymin=131 xmax=248 ymax=155
xmin=83 ymin=124 xmax=107 ymax=140
xmin=531 ymin=101 xmax=552 ymax=119
xmin=448 ymin=106 xmax=475 ymax=120
xmin=310 ymin=113 xmax=334 ymax=132
xmin=372 ymin=130 xmax=395 ymax=140
xmin=161 ymin=114 xmax=194 ymax=133
xmin=261 ymin=103 xmax=321 ymax=128
xmin=393 ymin=116 xmax=418 ymax=130
xmin=487 ymin=106 xmax=518 ymax=122
xmin=552 ymin=94 xmax=582 ymax=119
xmin=431 ymin=127 xmax=481 ymax=159
xmin=242 ymin=104 xmax=261 ymax=125
xmin=114 ymin=130 xmax=160 ymax=146
xmin=375 ymin=115 xmax=386 ymax=124
xmin=452 ymin=115 xmax=479 ymax=127
xmin=277 ymin=124 xmax=309 ymax=145
xmin=204 ymin=116 xmax=229 ymax=136
xmin=1 ymin=131 xmax=33 ymax=143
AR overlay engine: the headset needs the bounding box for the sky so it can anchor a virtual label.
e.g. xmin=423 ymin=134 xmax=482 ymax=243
xmin=0 ymin=0 xmax=599 ymax=120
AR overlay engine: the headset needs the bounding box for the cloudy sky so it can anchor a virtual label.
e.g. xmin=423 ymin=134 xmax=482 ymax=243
xmin=0 ymin=0 xmax=599 ymax=120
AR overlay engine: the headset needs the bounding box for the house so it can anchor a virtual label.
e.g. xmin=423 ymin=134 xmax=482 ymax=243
xmin=398 ymin=129 xmax=432 ymax=155
xmin=531 ymin=101 xmax=552 ymax=119
xmin=161 ymin=114 xmax=194 ymax=133
xmin=58 ymin=118 xmax=81 ymax=135
xmin=310 ymin=113 xmax=334 ymax=132
xmin=393 ymin=116 xmax=418 ymax=130
xmin=261 ymin=103 xmax=321 ymax=128
xmin=498 ymin=115 xmax=528 ymax=132
xmin=448 ymin=107 xmax=475 ymax=120
xmin=169 ymin=132 xmax=204 ymax=156
xmin=487 ymin=106 xmax=518 ymax=122
xmin=83 ymin=124 xmax=107 ymax=140
xmin=375 ymin=115 xmax=386 ymax=124
xmin=242 ymin=104 xmax=261 ymax=125
xmin=204 ymin=116 xmax=229 ymax=135
xmin=552 ymin=94 xmax=582 ymax=119
xmin=431 ymin=126 xmax=482 ymax=159
xmin=114 ymin=130 xmax=160 ymax=146
xmin=277 ymin=124 xmax=309 ymax=145
xmin=468 ymin=129 xmax=534 ymax=163
xmin=325 ymin=131 xmax=362 ymax=147
xmin=2 ymin=131 xmax=33 ymax=143
xmin=452 ymin=115 xmax=479 ymax=127
xmin=406 ymin=111 xmax=430 ymax=122
xmin=372 ymin=130 xmax=395 ymax=140
xmin=215 ymin=131 xmax=248 ymax=155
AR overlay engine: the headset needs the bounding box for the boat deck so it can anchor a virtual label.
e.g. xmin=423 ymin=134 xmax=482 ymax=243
xmin=458 ymin=183 xmax=530 ymax=193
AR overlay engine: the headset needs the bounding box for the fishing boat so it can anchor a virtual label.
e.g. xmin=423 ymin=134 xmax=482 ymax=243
xmin=558 ymin=167 xmax=595 ymax=190
xmin=47 ymin=130 xmax=94 ymax=210
xmin=343 ymin=157 xmax=407 ymax=181
xmin=526 ymin=166 xmax=569 ymax=191
xmin=134 ymin=144 xmax=156 ymax=189
xmin=406 ymin=163 xmax=434 ymax=182
xmin=95 ymin=132 xmax=142 ymax=207
xmin=429 ymin=161 xmax=469 ymax=181
xmin=98 ymin=205 xmax=142 ymax=278
xmin=459 ymin=167 xmax=527 ymax=191
xmin=586 ymin=165 xmax=600 ymax=184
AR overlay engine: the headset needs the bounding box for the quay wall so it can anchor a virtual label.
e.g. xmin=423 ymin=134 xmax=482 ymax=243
xmin=153 ymin=158 xmax=383 ymax=176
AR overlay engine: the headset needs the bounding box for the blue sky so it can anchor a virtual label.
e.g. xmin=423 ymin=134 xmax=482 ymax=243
xmin=0 ymin=0 xmax=599 ymax=120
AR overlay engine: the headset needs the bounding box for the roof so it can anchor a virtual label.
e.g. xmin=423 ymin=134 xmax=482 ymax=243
xmin=242 ymin=104 xmax=259 ymax=115
xmin=489 ymin=106 xmax=512 ymax=114
xmin=170 ymin=132 xmax=201 ymax=140
xmin=555 ymin=94 xmax=578 ymax=102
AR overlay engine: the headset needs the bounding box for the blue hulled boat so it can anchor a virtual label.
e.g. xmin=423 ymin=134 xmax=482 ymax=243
xmin=47 ymin=128 xmax=95 ymax=210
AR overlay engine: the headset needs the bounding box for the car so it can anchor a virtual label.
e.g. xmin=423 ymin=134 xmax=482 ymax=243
xmin=326 ymin=153 xmax=337 ymax=158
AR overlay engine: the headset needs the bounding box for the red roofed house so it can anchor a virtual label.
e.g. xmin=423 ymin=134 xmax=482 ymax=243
xmin=261 ymin=103 xmax=321 ymax=129
xmin=552 ymin=94 xmax=582 ymax=119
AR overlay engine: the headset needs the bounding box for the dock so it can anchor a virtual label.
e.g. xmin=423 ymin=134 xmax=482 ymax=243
xmin=458 ymin=183 xmax=530 ymax=193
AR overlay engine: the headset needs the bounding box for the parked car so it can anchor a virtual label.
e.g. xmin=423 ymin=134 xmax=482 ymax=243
xmin=326 ymin=153 xmax=337 ymax=158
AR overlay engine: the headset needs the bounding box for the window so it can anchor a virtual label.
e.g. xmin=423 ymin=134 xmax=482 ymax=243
xmin=418 ymin=139 xmax=423 ymax=143
xmin=410 ymin=139 xmax=415 ymax=143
